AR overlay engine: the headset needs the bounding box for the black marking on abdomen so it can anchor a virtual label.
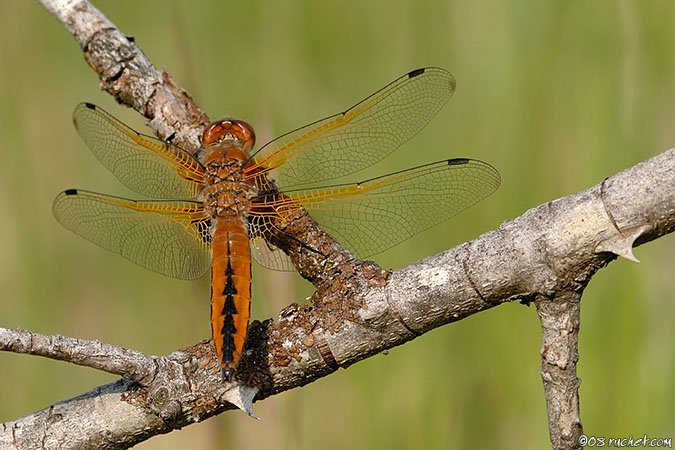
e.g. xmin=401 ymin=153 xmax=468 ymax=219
xmin=221 ymin=239 xmax=237 ymax=364
xmin=221 ymin=315 xmax=236 ymax=363
xmin=222 ymin=289 xmax=237 ymax=315
xmin=222 ymin=266 xmax=237 ymax=296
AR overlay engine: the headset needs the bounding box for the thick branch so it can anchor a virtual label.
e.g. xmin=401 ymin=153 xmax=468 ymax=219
xmin=2 ymin=148 xmax=673 ymax=448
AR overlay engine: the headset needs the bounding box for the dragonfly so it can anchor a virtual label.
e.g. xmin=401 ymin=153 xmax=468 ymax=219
xmin=53 ymin=67 xmax=500 ymax=381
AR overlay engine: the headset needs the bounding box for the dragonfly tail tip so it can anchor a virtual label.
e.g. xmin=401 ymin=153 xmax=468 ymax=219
xmin=222 ymin=367 xmax=236 ymax=383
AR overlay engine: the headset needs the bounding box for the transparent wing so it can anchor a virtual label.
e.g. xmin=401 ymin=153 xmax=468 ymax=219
xmin=249 ymin=235 xmax=295 ymax=272
xmin=53 ymin=189 xmax=211 ymax=280
xmin=246 ymin=68 xmax=455 ymax=189
xmin=73 ymin=103 xmax=205 ymax=199
xmin=276 ymin=158 xmax=500 ymax=258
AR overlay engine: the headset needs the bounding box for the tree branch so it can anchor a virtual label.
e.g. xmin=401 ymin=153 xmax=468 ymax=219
xmin=0 ymin=328 xmax=156 ymax=384
xmin=39 ymin=0 xmax=208 ymax=152
xmin=2 ymin=1 xmax=672 ymax=449
xmin=2 ymin=147 xmax=673 ymax=448
xmin=536 ymin=293 xmax=582 ymax=450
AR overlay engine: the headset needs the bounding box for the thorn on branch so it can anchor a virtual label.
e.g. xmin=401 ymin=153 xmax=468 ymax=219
xmin=594 ymin=224 xmax=651 ymax=263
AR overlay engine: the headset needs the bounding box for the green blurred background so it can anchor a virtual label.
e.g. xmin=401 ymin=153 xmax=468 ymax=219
xmin=1 ymin=1 xmax=673 ymax=449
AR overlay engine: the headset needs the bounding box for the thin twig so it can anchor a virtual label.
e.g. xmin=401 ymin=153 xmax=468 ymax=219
xmin=0 ymin=327 xmax=156 ymax=384
xmin=536 ymin=294 xmax=583 ymax=450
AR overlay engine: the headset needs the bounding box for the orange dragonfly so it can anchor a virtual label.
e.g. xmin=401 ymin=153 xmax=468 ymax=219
xmin=53 ymin=67 xmax=500 ymax=381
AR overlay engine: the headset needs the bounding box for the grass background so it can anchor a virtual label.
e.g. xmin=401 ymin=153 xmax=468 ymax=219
xmin=0 ymin=1 xmax=673 ymax=449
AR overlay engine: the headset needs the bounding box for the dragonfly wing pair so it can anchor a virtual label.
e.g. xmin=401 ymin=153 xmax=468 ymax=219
xmin=55 ymin=68 xmax=499 ymax=276
xmin=53 ymin=67 xmax=500 ymax=379
xmin=54 ymin=103 xmax=211 ymax=280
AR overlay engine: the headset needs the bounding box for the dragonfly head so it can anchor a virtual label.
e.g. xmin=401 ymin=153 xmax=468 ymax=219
xmin=199 ymin=118 xmax=256 ymax=164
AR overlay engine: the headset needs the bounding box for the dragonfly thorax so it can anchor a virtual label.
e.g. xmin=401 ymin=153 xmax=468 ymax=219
xmin=199 ymin=179 xmax=256 ymax=219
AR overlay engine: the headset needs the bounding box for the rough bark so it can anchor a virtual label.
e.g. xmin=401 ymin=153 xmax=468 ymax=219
xmin=0 ymin=1 xmax=672 ymax=449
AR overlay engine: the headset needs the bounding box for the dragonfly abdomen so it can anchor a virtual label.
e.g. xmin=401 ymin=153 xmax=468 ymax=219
xmin=210 ymin=216 xmax=251 ymax=381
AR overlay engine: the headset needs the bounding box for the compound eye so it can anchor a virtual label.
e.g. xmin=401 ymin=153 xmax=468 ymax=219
xmin=202 ymin=119 xmax=255 ymax=152
xmin=231 ymin=119 xmax=255 ymax=151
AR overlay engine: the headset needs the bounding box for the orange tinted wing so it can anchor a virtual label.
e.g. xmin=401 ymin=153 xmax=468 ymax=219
xmin=276 ymin=158 xmax=500 ymax=258
xmin=73 ymin=103 xmax=205 ymax=199
xmin=246 ymin=68 xmax=455 ymax=189
xmin=53 ymin=189 xmax=211 ymax=280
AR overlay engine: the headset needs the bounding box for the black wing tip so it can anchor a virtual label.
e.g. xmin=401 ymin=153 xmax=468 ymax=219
xmin=447 ymin=158 xmax=471 ymax=166
xmin=63 ymin=188 xmax=79 ymax=195
xmin=446 ymin=158 xmax=502 ymax=187
xmin=408 ymin=68 xmax=426 ymax=79
xmin=407 ymin=67 xmax=456 ymax=91
xmin=74 ymin=103 xmax=97 ymax=124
